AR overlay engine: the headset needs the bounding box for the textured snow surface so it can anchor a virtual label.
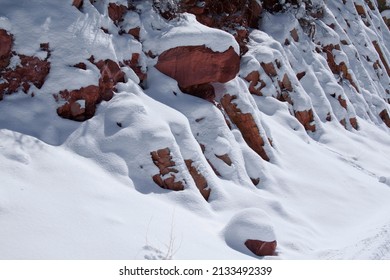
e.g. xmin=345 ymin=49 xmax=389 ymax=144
xmin=1 ymin=0 xmax=390 ymax=260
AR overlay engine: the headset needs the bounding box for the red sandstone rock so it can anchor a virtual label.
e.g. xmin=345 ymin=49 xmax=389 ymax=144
xmin=94 ymin=59 xmax=125 ymax=101
xmin=261 ymin=62 xmax=277 ymax=77
xmin=0 ymin=29 xmax=13 ymax=69
xmin=155 ymin=45 xmax=239 ymax=88
xmin=221 ymin=94 xmax=270 ymax=161
xmin=185 ymin=159 xmax=210 ymax=200
xmin=295 ymin=109 xmax=316 ymax=132
xmin=72 ymin=0 xmax=83 ymax=9
xmin=121 ymin=53 xmax=147 ymax=83
xmin=128 ymin=27 xmax=140 ymax=40
xmin=151 ymin=148 xmax=185 ymax=191
xmin=379 ymin=109 xmax=390 ymax=128
xmin=180 ymin=83 xmax=215 ymax=102
xmin=216 ymin=153 xmax=233 ymax=166
xmin=290 ymin=28 xmax=299 ymax=42
xmin=56 ymin=85 xmax=100 ymax=121
xmin=108 ymin=3 xmax=127 ymax=24
xmin=245 ymin=239 xmax=277 ymax=256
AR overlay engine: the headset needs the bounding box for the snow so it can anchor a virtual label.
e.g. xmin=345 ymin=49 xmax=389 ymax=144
xmin=1 ymin=0 xmax=390 ymax=260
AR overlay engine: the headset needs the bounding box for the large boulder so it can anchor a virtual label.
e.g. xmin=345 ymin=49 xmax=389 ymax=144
xmin=155 ymin=45 xmax=240 ymax=88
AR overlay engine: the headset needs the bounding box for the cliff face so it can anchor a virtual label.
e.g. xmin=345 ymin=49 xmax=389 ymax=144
xmin=1 ymin=0 xmax=390 ymax=259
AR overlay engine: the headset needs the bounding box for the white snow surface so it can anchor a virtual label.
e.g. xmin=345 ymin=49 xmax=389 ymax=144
xmin=1 ymin=0 xmax=390 ymax=260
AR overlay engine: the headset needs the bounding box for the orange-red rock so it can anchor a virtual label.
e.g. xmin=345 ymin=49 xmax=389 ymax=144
xmin=245 ymin=239 xmax=277 ymax=256
xmin=56 ymin=85 xmax=100 ymax=121
xmin=155 ymin=45 xmax=239 ymax=88
xmin=108 ymin=3 xmax=127 ymax=24
xmin=121 ymin=53 xmax=147 ymax=84
xmin=72 ymin=0 xmax=83 ymax=9
xmin=295 ymin=109 xmax=316 ymax=132
xmin=0 ymin=29 xmax=13 ymax=69
xmin=380 ymin=109 xmax=390 ymax=128
xmin=185 ymin=159 xmax=210 ymax=200
xmin=221 ymin=94 xmax=270 ymax=161
xmin=151 ymin=148 xmax=185 ymax=191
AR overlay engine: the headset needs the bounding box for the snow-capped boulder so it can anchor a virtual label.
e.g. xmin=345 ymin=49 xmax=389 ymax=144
xmin=155 ymin=45 xmax=240 ymax=89
xmin=224 ymin=209 xmax=277 ymax=257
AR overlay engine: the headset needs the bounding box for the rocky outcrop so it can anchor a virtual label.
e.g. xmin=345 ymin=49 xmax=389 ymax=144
xmin=294 ymin=109 xmax=316 ymax=132
xmin=108 ymin=3 xmax=127 ymax=25
xmin=56 ymin=58 xmax=125 ymax=121
xmin=221 ymin=94 xmax=270 ymax=161
xmin=245 ymin=239 xmax=277 ymax=256
xmin=0 ymin=31 xmax=50 ymax=100
xmin=185 ymin=159 xmax=210 ymax=200
xmin=56 ymin=85 xmax=100 ymax=121
xmin=151 ymin=148 xmax=185 ymax=191
xmin=0 ymin=29 xmax=12 ymax=69
xmin=121 ymin=53 xmax=147 ymax=84
xmin=180 ymin=0 xmax=262 ymax=54
xmin=155 ymin=45 xmax=240 ymax=89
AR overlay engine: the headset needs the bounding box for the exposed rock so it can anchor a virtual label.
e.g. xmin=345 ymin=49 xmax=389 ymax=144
xmin=280 ymin=74 xmax=293 ymax=92
xmin=349 ymin=117 xmax=358 ymax=130
xmin=296 ymin=71 xmax=306 ymax=80
xmin=221 ymin=94 xmax=270 ymax=161
xmin=295 ymin=109 xmax=316 ymax=132
xmin=245 ymin=239 xmax=277 ymax=256
xmin=108 ymin=3 xmax=127 ymax=24
xmin=56 ymin=58 xmax=125 ymax=121
xmin=155 ymin=45 xmax=240 ymax=88
xmin=72 ymin=0 xmax=83 ymax=9
xmin=180 ymin=0 xmax=262 ymax=55
xmin=261 ymin=62 xmax=277 ymax=77
xmin=185 ymin=159 xmax=210 ymax=200
xmin=56 ymin=85 xmax=100 ymax=121
xmin=245 ymin=71 xmax=266 ymax=96
xmin=216 ymin=153 xmax=233 ymax=166
xmin=180 ymin=83 xmax=215 ymax=102
xmin=379 ymin=109 xmax=390 ymax=128
xmin=121 ymin=53 xmax=147 ymax=84
xmin=0 ymin=29 xmax=13 ymax=69
xmin=355 ymin=4 xmax=366 ymax=17
xmin=372 ymin=40 xmax=390 ymax=76
xmin=290 ymin=28 xmax=299 ymax=42
xmin=151 ymin=148 xmax=185 ymax=191
xmin=338 ymin=95 xmax=347 ymax=109
xmin=94 ymin=59 xmax=125 ymax=101
xmin=1 ymin=52 xmax=50 ymax=96
xmin=128 ymin=27 xmax=140 ymax=40
xmin=251 ymin=178 xmax=260 ymax=186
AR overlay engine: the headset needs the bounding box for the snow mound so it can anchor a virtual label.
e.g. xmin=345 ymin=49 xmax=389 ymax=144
xmin=223 ymin=208 xmax=276 ymax=254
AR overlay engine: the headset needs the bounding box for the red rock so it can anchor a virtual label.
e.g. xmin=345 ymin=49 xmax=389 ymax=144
xmin=216 ymin=153 xmax=232 ymax=166
xmin=94 ymin=59 xmax=125 ymax=101
xmin=121 ymin=53 xmax=147 ymax=83
xmin=295 ymin=109 xmax=316 ymax=132
xmin=338 ymin=95 xmax=347 ymax=109
xmin=372 ymin=40 xmax=390 ymax=77
xmin=296 ymin=71 xmax=306 ymax=80
xmin=155 ymin=45 xmax=240 ymax=88
xmin=56 ymin=85 xmax=100 ymax=121
xmin=128 ymin=27 xmax=140 ymax=40
xmin=185 ymin=159 xmax=210 ymax=200
xmin=1 ymin=54 xmax=50 ymax=95
xmin=151 ymin=148 xmax=185 ymax=191
xmin=72 ymin=0 xmax=83 ymax=9
xmin=0 ymin=29 xmax=13 ymax=69
xmin=245 ymin=239 xmax=277 ymax=256
xmin=349 ymin=117 xmax=358 ymax=130
xmin=261 ymin=62 xmax=277 ymax=77
xmin=290 ymin=28 xmax=299 ymax=42
xmin=245 ymin=71 xmax=266 ymax=96
xmin=379 ymin=109 xmax=390 ymax=128
xmin=180 ymin=83 xmax=215 ymax=102
xmin=221 ymin=94 xmax=270 ymax=161
xmin=108 ymin=3 xmax=127 ymax=24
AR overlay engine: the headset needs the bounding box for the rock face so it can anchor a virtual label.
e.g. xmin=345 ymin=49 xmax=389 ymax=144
xmin=221 ymin=94 xmax=270 ymax=161
xmin=56 ymin=58 xmax=125 ymax=121
xmin=151 ymin=148 xmax=185 ymax=191
xmin=180 ymin=0 xmax=262 ymax=54
xmin=185 ymin=159 xmax=210 ymax=200
xmin=0 ymin=30 xmax=50 ymax=100
xmin=0 ymin=29 xmax=12 ymax=69
xmin=245 ymin=239 xmax=277 ymax=256
xmin=155 ymin=45 xmax=240 ymax=88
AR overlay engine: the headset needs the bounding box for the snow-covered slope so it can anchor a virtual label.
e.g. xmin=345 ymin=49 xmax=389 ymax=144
xmin=1 ymin=0 xmax=390 ymax=259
